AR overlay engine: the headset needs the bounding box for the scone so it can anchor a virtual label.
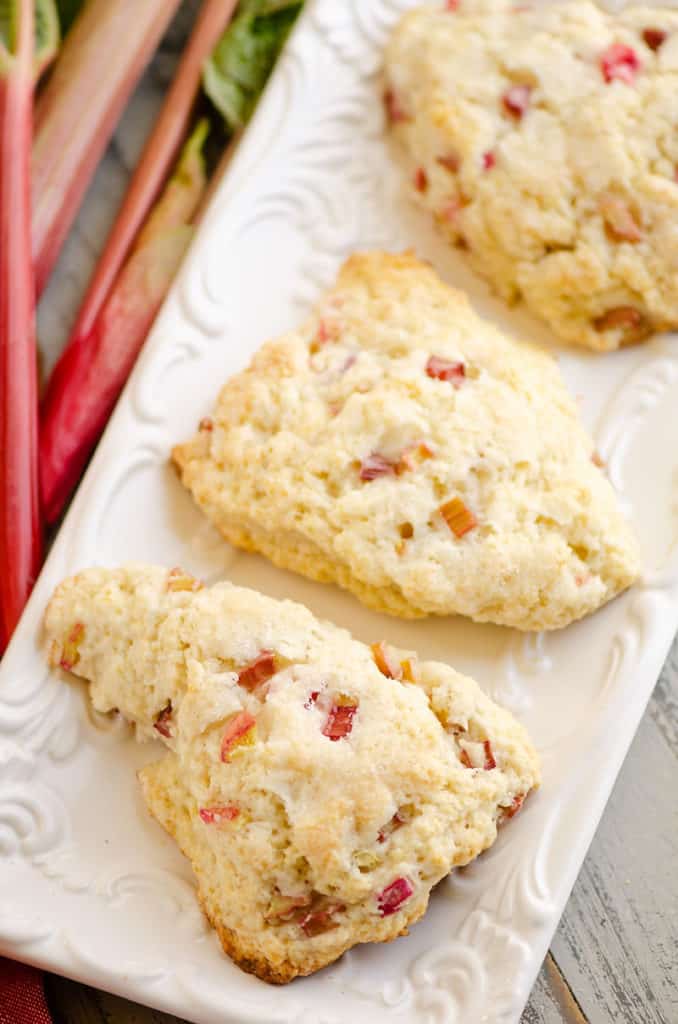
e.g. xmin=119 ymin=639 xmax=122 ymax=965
xmin=45 ymin=564 xmax=540 ymax=983
xmin=384 ymin=1 xmax=678 ymax=350
xmin=173 ymin=251 xmax=640 ymax=630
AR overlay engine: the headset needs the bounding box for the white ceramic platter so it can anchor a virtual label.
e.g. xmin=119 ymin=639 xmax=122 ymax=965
xmin=2 ymin=1 xmax=678 ymax=1021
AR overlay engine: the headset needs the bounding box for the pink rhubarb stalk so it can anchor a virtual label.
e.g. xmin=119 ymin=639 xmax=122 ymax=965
xmin=0 ymin=0 xmax=42 ymax=652
xmin=68 ymin=0 xmax=238 ymax=345
xmin=31 ymin=0 xmax=182 ymax=296
xmin=40 ymin=120 xmax=210 ymax=524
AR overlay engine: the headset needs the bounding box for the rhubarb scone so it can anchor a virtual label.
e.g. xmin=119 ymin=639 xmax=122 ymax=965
xmin=173 ymin=251 xmax=640 ymax=630
xmin=384 ymin=1 xmax=678 ymax=350
xmin=45 ymin=564 xmax=540 ymax=983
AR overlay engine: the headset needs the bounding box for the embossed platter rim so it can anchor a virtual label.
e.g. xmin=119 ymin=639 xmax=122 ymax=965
xmin=2 ymin=1 xmax=678 ymax=1022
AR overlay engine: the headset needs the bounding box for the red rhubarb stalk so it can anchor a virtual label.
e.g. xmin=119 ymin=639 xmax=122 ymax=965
xmin=0 ymin=0 xmax=42 ymax=651
xmin=69 ymin=0 xmax=238 ymax=345
xmin=40 ymin=120 xmax=210 ymax=524
xmin=31 ymin=0 xmax=182 ymax=296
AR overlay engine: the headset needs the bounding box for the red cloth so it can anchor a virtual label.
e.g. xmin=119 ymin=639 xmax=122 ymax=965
xmin=0 ymin=958 xmax=51 ymax=1024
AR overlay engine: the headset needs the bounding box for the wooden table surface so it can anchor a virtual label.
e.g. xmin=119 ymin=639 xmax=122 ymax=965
xmin=37 ymin=6 xmax=678 ymax=1022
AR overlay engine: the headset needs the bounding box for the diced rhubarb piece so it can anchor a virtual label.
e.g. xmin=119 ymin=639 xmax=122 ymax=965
xmin=268 ymin=891 xmax=345 ymax=934
xmin=439 ymin=497 xmax=477 ymax=537
xmin=198 ymin=417 xmax=213 ymax=432
xmin=460 ymin=738 xmax=495 ymax=769
xmin=154 ymin=701 xmax=173 ymax=738
xmin=437 ymin=152 xmax=460 ymax=173
xmin=400 ymin=656 xmax=420 ymax=684
xmin=322 ymin=701 xmax=358 ymax=741
xmin=59 ymin=622 xmax=84 ymax=671
xmin=396 ymin=440 xmax=435 ymax=474
xmin=371 ymin=641 xmax=403 ymax=680
xmin=377 ymin=810 xmax=407 ymax=844
xmin=440 ymin=198 xmax=463 ymax=224
xmin=598 ymin=192 xmax=642 ymax=242
xmin=500 ymin=793 xmax=525 ymax=822
xmin=483 ymin=150 xmax=496 ymax=170
xmin=414 ymin=167 xmax=428 ymax=192
xmin=593 ymin=306 xmax=644 ymax=333
xmin=199 ymin=804 xmax=240 ymax=825
xmin=300 ymin=904 xmax=345 ymax=937
xmin=445 ymin=0 xmax=460 ymax=9
xmin=502 ymin=84 xmax=531 ymax=118
xmin=642 ymin=27 xmax=667 ymax=50
xmin=359 ymin=453 xmax=396 ymax=481
xmin=483 ymin=739 xmax=497 ymax=770
xmin=167 ymin=567 xmax=203 ymax=592
xmin=376 ymin=877 xmax=414 ymax=917
xmin=600 ymin=43 xmax=641 ymax=84
xmin=311 ymin=317 xmax=341 ymax=354
xmin=265 ymin=892 xmax=313 ymax=922
xmin=340 ymin=353 xmax=357 ymax=375
xmin=237 ymin=650 xmax=277 ymax=691
xmin=220 ymin=711 xmax=257 ymax=762
xmin=304 ymin=689 xmax=320 ymax=709
xmin=459 ymin=749 xmax=473 ymax=769
xmin=384 ymin=88 xmax=409 ymax=123
xmin=426 ymin=355 xmax=466 ymax=385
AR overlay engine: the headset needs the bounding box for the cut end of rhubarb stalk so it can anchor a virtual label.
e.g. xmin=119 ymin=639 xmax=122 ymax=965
xmin=220 ymin=711 xmax=257 ymax=762
xmin=376 ymin=877 xmax=414 ymax=916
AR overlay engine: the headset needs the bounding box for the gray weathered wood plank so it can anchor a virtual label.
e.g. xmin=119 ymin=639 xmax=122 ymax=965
xmin=522 ymin=955 xmax=588 ymax=1024
xmin=546 ymin=644 xmax=678 ymax=1024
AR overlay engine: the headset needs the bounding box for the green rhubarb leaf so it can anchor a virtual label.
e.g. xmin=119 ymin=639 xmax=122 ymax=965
xmin=35 ymin=0 xmax=59 ymax=75
xmin=0 ymin=0 xmax=60 ymax=77
xmin=203 ymin=0 xmax=303 ymax=133
xmin=55 ymin=0 xmax=83 ymax=35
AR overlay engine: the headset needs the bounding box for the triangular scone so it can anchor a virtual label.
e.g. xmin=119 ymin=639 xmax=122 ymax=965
xmin=384 ymin=1 xmax=678 ymax=350
xmin=173 ymin=251 xmax=640 ymax=630
xmin=45 ymin=565 xmax=540 ymax=984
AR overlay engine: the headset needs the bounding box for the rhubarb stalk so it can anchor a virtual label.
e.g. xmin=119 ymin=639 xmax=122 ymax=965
xmin=68 ymin=0 xmax=238 ymax=345
xmin=40 ymin=120 xmax=210 ymax=523
xmin=31 ymin=0 xmax=182 ymax=296
xmin=0 ymin=0 xmax=42 ymax=651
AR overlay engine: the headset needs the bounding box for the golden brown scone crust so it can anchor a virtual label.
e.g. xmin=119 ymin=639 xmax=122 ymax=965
xmin=174 ymin=251 xmax=640 ymax=630
xmin=385 ymin=2 xmax=678 ymax=349
xmin=45 ymin=564 xmax=540 ymax=981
